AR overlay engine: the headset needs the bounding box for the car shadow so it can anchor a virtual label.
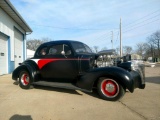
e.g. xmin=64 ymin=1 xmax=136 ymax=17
xmin=33 ymin=85 xmax=82 ymax=95
xmin=82 ymin=89 xmax=102 ymax=100
xmin=13 ymin=81 xmax=19 ymax=85
xmin=9 ymin=114 xmax=32 ymax=120
xmin=13 ymin=81 xmax=82 ymax=95
xmin=145 ymin=76 xmax=160 ymax=84
xmin=82 ymin=89 xmax=130 ymax=101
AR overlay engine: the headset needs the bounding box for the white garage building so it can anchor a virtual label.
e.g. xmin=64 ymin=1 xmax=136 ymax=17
xmin=0 ymin=0 xmax=32 ymax=75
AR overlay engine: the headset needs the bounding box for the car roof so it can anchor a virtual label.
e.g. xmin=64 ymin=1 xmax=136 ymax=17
xmin=41 ymin=40 xmax=84 ymax=46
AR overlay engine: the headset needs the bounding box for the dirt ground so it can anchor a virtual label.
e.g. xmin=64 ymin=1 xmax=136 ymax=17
xmin=0 ymin=65 xmax=160 ymax=120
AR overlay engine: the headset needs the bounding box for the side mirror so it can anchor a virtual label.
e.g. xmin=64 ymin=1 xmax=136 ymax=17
xmin=61 ymin=51 xmax=65 ymax=55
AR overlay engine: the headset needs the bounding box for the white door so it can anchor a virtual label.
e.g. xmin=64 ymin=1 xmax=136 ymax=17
xmin=14 ymin=29 xmax=23 ymax=69
xmin=0 ymin=34 xmax=8 ymax=75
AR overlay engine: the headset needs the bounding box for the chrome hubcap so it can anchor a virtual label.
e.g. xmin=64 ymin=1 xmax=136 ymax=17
xmin=101 ymin=79 xmax=119 ymax=98
xmin=105 ymin=83 xmax=115 ymax=93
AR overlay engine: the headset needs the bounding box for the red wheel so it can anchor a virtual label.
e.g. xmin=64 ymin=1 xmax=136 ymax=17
xmin=101 ymin=79 xmax=119 ymax=98
xmin=97 ymin=78 xmax=125 ymax=101
xmin=20 ymin=73 xmax=29 ymax=86
xmin=19 ymin=70 xmax=31 ymax=89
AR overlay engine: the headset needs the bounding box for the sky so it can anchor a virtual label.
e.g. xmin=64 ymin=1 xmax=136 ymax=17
xmin=10 ymin=0 xmax=160 ymax=51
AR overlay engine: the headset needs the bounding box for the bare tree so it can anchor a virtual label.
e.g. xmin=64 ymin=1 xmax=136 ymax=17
xmin=147 ymin=30 xmax=160 ymax=58
xmin=27 ymin=38 xmax=53 ymax=51
xmin=123 ymin=46 xmax=132 ymax=55
xmin=144 ymin=41 xmax=155 ymax=59
xmin=101 ymin=47 xmax=107 ymax=51
xmin=116 ymin=46 xmax=120 ymax=56
xmin=93 ymin=46 xmax=99 ymax=53
xmin=135 ymin=42 xmax=148 ymax=57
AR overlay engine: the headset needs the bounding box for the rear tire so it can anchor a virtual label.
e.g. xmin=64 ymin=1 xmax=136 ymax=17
xmin=97 ymin=77 xmax=125 ymax=101
xmin=19 ymin=70 xmax=31 ymax=89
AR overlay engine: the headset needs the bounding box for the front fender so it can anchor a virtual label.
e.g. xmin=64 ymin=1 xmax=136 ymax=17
xmin=77 ymin=67 xmax=135 ymax=92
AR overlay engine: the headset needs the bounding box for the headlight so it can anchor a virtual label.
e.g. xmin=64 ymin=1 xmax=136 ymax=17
xmin=131 ymin=63 xmax=138 ymax=70
xmin=131 ymin=64 xmax=135 ymax=70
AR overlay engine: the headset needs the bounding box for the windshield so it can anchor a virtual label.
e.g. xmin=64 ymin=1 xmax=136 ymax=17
xmin=71 ymin=42 xmax=93 ymax=54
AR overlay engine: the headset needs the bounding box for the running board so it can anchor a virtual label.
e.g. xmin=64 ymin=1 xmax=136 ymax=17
xmin=32 ymin=81 xmax=91 ymax=92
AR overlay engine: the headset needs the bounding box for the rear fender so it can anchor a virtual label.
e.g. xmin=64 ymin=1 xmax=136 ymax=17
xmin=77 ymin=67 xmax=135 ymax=92
xmin=12 ymin=61 xmax=39 ymax=82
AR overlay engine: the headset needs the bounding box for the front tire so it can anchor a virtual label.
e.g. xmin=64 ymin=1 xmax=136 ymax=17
xmin=19 ymin=70 xmax=31 ymax=89
xmin=97 ymin=78 xmax=125 ymax=101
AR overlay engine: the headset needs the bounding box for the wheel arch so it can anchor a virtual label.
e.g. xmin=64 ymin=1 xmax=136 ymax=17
xmin=93 ymin=74 xmax=126 ymax=90
xmin=12 ymin=63 xmax=38 ymax=82
xmin=77 ymin=67 xmax=135 ymax=92
xmin=92 ymin=68 xmax=134 ymax=92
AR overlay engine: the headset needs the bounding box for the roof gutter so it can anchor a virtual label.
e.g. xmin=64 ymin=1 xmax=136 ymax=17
xmin=0 ymin=0 xmax=33 ymax=33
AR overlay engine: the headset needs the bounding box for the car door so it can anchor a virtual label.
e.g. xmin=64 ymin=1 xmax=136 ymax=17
xmin=39 ymin=43 xmax=78 ymax=82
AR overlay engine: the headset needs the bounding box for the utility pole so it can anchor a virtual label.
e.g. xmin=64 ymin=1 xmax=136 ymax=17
xmin=111 ymin=31 xmax=113 ymax=49
xmin=120 ymin=18 xmax=122 ymax=57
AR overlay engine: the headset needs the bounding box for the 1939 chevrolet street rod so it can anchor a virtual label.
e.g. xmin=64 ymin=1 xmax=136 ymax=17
xmin=12 ymin=40 xmax=145 ymax=101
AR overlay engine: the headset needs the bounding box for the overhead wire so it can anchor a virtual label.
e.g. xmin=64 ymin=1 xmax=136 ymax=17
xmin=91 ymin=30 xmax=118 ymax=47
xmin=123 ymin=14 xmax=160 ymax=32
xmin=123 ymin=18 xmax=160 ymax=33
xmin=120 ymin=8 xmax=160 ymax=43
xmin=91 ymin=9 xmax=160 ymax=49
xmin=123 ymin=29 xmax=160 ymax=39
xmin=123 ymin=9 xmax=160 ymax=28
xmin=31 ymin=7 xmax=160 ymax=50
xmin=31 ymin=24 xmax=113 ymax=31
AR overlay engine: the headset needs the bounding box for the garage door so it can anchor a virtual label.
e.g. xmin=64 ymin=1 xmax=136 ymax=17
xmin=0 ymin=34 xmax=8 ymax=75
xmin=14 ymin=29 xmax=23 ymax=69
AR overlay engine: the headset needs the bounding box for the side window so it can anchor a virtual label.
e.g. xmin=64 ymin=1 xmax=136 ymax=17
xmin=38 ymin=47 xmax=48 ymax=56
xmin=84 ymin=44 xmax=92 ymax=53
xmin=48 ymin=48 xmax=57 ymax=55
xmin=48 ymin=45 xmax=63 ymax=55
xmin=48 ymin=44 xmax=72 ymax=56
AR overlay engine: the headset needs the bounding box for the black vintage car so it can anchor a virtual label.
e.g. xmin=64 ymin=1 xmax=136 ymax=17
xmin=12 ymin=40 xmax=145 ymax=101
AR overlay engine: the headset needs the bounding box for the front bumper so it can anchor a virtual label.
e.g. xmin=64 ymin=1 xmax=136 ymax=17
xmin=130 ymin=64 xmax=145 ymax=89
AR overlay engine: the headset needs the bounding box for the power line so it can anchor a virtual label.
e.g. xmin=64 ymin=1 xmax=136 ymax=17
xmin=123 ymin=29 xmax=160 ymax=39
xmin=31 ymin=9 xmax=160 ymax=50
xmin=88 ymin=37 xmax=110 ymax=47
xmin=31 ymin=24 xmax=117 ymax=31
xmin=91 ymin=10 xmax=160 ymax=48
xmin=93 ymin=32 xmax=111 ymax=41
xmin=123 ymin=18 xmax=160 ymax=33
xmin=123 ymin=13 xmax=160 ymax=31
xmin=87 ymin=9 xmax=160 ymax=47
xmin=88 ymin=29 xmax=120 ymax=49
xmin=114 ymin=31 xmax=119 ymax=46
xmin=123 ymin=9 xmax=160 ymax=28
